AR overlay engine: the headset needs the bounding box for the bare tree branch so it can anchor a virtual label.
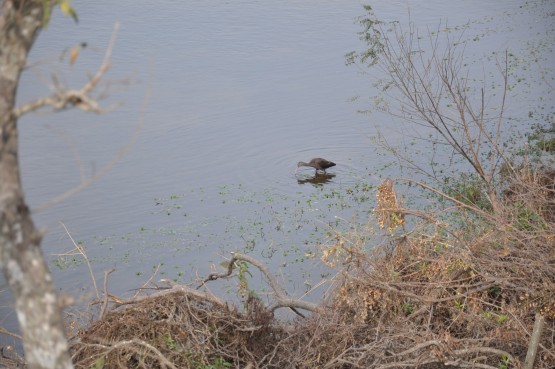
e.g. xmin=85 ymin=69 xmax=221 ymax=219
xmin=32 ymin=61 xmax=151 ymax=213
xmin=14 ymin=23 xmax=121 ymax=117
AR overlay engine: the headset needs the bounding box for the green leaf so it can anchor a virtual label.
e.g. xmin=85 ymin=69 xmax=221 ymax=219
xmin=90 ymin=356 xmax=105 ymax=369
xmin=59 ymin=0 xmax=79 ymax=23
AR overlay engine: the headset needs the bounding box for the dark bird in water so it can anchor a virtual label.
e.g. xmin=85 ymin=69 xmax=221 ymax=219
xmin=296 ymin=158 xmax=336 ymax=174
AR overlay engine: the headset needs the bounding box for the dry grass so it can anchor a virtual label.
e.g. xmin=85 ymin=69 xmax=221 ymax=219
xmin=71 ymin=292 xmax=285 ymax=368
xmin=319 ymin=167 xmax=555 ymax=368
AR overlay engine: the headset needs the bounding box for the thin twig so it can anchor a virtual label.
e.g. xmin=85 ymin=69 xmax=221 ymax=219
xmin=133 ymin=263 xmax=161 ymax=299
xmin=99 ymin=268 xmax=115 ymax=319
xmin=60 ymin=222 xmax=99 ymax=300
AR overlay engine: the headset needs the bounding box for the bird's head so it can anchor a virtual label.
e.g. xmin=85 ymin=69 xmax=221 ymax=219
xmin=296 ymin=161 xmax=309 ymax=173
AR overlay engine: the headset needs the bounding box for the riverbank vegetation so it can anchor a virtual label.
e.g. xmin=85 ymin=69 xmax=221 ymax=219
xmin=65 ymin=147 xmax=554 ymax=369
xmin=63 ymin=7 xmax=555 ymax=369
xmin=1 ymin=4 xmax=553 ymax=369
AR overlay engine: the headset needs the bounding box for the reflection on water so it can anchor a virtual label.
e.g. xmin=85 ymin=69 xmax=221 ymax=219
xmin=296 ymin=172 xmax=336 ymax=186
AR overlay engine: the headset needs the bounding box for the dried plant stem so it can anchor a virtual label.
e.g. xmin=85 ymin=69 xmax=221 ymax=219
xmin=133 ymin=263 xmax=161 ymax=299
xmin=99 ymin=269 xmax=115 ymax=319
xmin=524 ymin=313 xmax=545 ymax=369
xmin=59 ymin=222 xmax=99 ymax=300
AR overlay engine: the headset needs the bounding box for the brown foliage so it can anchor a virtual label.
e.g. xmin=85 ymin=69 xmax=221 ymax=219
xmin=66 ymin=168 xmax=555 ymax=369
xmin=71 ymin=292 xmax=286 ymax=369
xmin=322 ymin=171 xmax=555 ymax=368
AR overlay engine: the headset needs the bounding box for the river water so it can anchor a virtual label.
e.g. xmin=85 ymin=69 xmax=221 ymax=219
xmin=1 ymin=0 xmax=553 ymax=344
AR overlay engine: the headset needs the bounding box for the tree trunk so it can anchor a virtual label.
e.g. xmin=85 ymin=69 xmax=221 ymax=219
xmin=0 ymin=1 xmax=73 ymax=368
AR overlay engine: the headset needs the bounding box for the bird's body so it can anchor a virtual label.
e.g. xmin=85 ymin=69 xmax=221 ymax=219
xmin=296 ymin=158 xmax=336 ymax=173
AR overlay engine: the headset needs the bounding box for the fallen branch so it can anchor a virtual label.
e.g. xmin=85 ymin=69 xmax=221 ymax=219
xmin=109 ymin=281 xmax=228 ymax=310
xmin=524 ymin=313 xmax=545 ymax=369
xmin=203 ymin=252 xmax=325 ymax=314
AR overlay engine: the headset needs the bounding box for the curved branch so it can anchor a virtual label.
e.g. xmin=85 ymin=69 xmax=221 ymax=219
xmin=105 ymin=281 xmax=228 ymax=310
xmin=203 ymin=252 xmax=325 ymax=314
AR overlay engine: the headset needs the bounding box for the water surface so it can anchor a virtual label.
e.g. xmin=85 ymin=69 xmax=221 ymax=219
xmin=1 ymin=0 xmax=553 ymax=344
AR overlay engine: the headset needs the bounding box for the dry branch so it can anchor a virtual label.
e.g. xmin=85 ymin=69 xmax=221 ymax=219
xmin=203 ymin=252 xmax=325 ymax=314
xmin=14 ymin=23 xmax=121 ymax=117
xmin=524 ymin=313 xmax=545 ymax=369
xmin=59 ymin=222 xmax=100 ymax=300
xmin=111 ymin=281 xmax=228 ymax=310
xmin=74 ymin=338 xmax=178 ymax=369
xmin=31 ymin=35 xmax=151 ymax=213
xmin=99 ymin=268 xmax=115 ymax=319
